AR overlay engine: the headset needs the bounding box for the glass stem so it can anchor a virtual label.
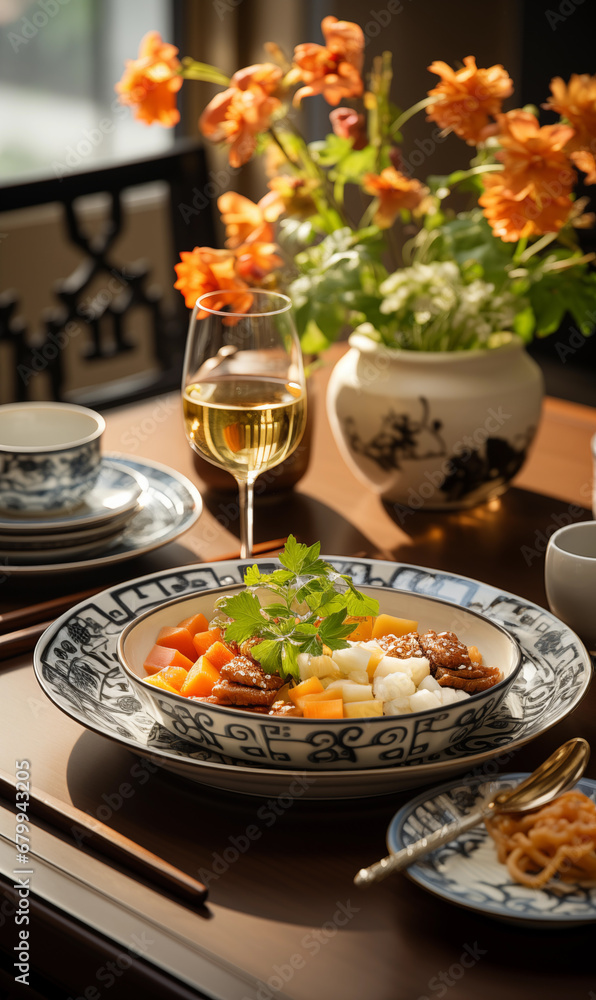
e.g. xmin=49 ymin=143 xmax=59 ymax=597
xmin=237 ymin=477 xmax=255 ymax=559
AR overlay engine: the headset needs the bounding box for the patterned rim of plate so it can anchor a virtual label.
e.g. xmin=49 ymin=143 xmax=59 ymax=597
xmin=32 ymin=558 xmax=593 ymax=799
xmin=386 ymin=773 xmax=596 ymax=925
xmin=1 ymin=455 xmax=202 ymax=575
xmin=0 ymin=457 xmax=146 ymax=533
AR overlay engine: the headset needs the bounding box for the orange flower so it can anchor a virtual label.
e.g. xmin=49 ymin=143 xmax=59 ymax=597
xmin=230 ymin=63 xmax=283 ymax=95
xmin=363 ymin=168 xmax=428 ymax=228
xmin=234 ymin=242 xmax=284 ymax=282
xmin=426 ymin=56 xmax=513 ymax=145
xmin=544 ymin=74 xmax=596 ymax=149
xmin=494 ymin=110 xmax=576 ymax=192
xmin=115 ymin=31 xmax=182 ymax=127
xmin=543 ymin=74 xmax=596 ymax=185
xmin=217 ymin=192 xmax=275 ymax=248
xmin=479 ymin=172 xmax=573 ymax=241
xmin=199 ymin=64 xmax=282 ymax=168
xmin=569 ymin=149 xmax=596 ymax=185
xmin=173 ymin=248 xmax=249 ymax=311
xmin=293 ymin=16 xmax=364 ymax=106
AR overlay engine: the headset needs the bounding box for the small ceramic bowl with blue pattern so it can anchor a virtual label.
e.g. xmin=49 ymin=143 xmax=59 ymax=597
xmin=0 ymin=402 xmax=105 ymax=515
xmin=117 ymin=583 xmax=523 ymax=770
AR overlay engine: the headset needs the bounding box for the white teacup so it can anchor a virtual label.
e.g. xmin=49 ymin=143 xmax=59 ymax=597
xmin=545 ymin=521 xmax=596 ymax=651
xmin=0 ymin=402 xmax=105 ymax=515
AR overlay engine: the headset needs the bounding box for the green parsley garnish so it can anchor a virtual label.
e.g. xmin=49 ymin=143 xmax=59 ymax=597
xmin=216 ymin=536 xmax=379 ymax=680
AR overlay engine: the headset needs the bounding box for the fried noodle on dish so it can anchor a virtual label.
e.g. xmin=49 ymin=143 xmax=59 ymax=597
xmin=485 ymin=790 xmax=596 ymax=889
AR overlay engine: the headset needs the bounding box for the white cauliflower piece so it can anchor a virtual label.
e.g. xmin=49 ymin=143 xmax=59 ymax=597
xmin=297 ymin=653 xmax=340 ymax=681
xmin=417 ymin=674 xmax=442 ymax=693
xmin=384 ymin=697 xmax=413 ymax=715
xmin=373 ymin=672 xmax=416 ymax=702
xmin=409 ymin=689 xmax=443 ymax=712
xmin=332 ymin=645 xmax=373 ymax=675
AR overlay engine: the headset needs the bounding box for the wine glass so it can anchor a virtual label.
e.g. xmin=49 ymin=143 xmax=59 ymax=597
xmin=182 ymin=289 xmax=306 ymax=558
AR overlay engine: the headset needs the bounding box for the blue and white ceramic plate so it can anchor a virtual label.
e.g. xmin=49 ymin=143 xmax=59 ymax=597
xmin=0 ymin=458 xmax=145 ymax=533
xmin=3 ymin=456 xmax=202 ymax=575
xmin=33 ymin=559 xmax=592 ymax=798
xmin=387 ymin=773 xmax=596 ymax=926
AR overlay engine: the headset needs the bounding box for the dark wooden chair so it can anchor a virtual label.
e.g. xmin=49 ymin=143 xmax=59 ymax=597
xmin=0 ymin=139 xmax=216 ymax=409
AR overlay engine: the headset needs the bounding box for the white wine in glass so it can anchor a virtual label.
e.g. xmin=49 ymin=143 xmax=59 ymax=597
xmin=182 ymin=289 xmax=306 ymax=558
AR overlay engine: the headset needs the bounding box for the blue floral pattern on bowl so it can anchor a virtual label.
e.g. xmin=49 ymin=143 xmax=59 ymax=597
xmin=0 ymin=439 xmax=101 ymax=513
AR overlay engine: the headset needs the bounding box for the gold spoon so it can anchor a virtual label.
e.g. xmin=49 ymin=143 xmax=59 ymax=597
xmin=354 ymin=737 xmax=591 ymax=888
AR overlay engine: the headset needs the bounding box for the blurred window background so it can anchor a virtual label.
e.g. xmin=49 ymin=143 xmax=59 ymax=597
xmin=0 ymin=0 xmax=174 ymax=182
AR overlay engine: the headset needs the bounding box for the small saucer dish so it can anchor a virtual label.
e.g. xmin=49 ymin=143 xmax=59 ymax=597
xmin=0 ymin=459 xmax=146 ymax=534
xmin=386 ymin=773 xmax=596 ymax=926
xmin=1 ymin=454 xmax=202 ymax=574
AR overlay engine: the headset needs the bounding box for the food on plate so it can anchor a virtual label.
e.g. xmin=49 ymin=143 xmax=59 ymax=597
xmin=140 ymin=536 xmax=503 ymax=718
xmin=485 ymin=790 xmax=596 ymax=889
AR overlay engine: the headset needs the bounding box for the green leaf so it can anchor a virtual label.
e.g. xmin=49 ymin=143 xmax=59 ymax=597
xmin=317 ymin=609 xmax=353 ymax=649
xmin=220 ymin=591 xmax=264 ymax=644
xmin=278 ymin=536 xmax=320 ymax=573
xmin=513 ymin=306 xmax=535 ymax=341
xmin=345 ymin=589 xmax=380 ymax=616
xmin=251 ymin=639 xmax=284 ymax=674
xmin=244 ymin=565 xmax=263 ymax=588
xmin=180 ymin=59 xmax=231 ymax=86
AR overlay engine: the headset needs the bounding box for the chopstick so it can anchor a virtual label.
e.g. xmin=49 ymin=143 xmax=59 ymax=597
xmin=0 ymin=767 xmax=208 ymax=908
xmin=0 ymin=536 xmax=289 ymax=661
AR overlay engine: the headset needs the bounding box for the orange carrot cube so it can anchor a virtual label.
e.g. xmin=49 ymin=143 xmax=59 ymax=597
xmin=180 ymin=656 xmax=221 ymax=698
xmin=155 ymin=626 xmax=197 ymax=662
xmin=303 ymin=699 xmax=344 ymax=719
xmin=371 ymin=614 xmax=418 ymax=639
xmin=176 ymin=612 xmax=209 ymax=636
xmin=296 ymin=689 xmax=343 ymax=712
xmin=144 ymin=674 xmax=180 ymax=694
xmin=193 ymin=627 xmax=223 ymax=657
xmin=345 ymin=615 xmax=374 ymax=642
xmin=205 ymin=640 xmax=235 ymax=670
xmin=154 ymin=666 xmax=188 ymax=691
xmin=288 ymin=676 xmax=324 ymax=706
xmin=143 ymin=645 xmax=194 ymax=675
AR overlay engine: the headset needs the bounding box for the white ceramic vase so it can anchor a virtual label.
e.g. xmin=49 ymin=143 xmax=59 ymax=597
xmin=326 ymin=334 xmax=544 ymax=511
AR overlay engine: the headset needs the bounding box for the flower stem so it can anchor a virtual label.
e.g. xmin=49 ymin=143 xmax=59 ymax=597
xmin=390 ymin=96 xmax=436 ymax=137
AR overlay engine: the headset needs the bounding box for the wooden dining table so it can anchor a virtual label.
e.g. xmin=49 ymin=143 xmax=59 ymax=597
xmin=0 ymin=344 xmax=595 ymax=1000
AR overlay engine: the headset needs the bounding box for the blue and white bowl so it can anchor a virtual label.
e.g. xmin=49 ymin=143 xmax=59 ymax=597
xmin=117 ymin=584 xmax=522 ymax=770
xmin=0 ymin=402 xmax=105 ymax=514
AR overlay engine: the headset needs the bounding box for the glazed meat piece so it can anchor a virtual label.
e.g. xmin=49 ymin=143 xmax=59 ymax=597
xmin=377 ymin=633 xmax=424 ymax=659
xmin=220 ymin=655 xmax=285 ymax=690
xmin=418 ymin=630 xmax=471 ymax=672
xmin=435 ymin=664 xmax=503 ymax=692
xmin=211 ymin=679 xmax=279 ymax=707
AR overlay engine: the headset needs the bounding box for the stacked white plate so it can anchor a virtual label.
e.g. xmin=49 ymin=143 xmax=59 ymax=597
xmin=0 ymin=459 xmax=147 ymax=563
xmin=0 ymin=454 xmax=202 ymax=574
